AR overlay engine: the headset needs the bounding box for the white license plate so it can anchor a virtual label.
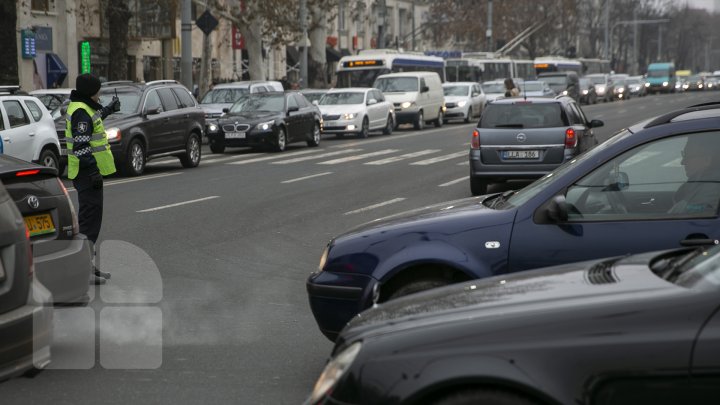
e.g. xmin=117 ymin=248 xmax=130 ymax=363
xmin=225 ymin=132 xmax=246 ymax=139
xmin=503 ymin=150 xmax=539 ymax=159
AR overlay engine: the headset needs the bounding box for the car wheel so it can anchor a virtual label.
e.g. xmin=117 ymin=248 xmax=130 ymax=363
xmin=39 ymin=148 xmax=59 ymax=170
xmin=382 ymin=115 xmax=394 ymax=135
xmin=470 ymin=177 xmax=488 ymax=196
xmin=413 ymin=111 xmax=424 ymax=131
xmin=388 ymin=277 xmax=450 ymax=300
xmin=464 ymin=107 xmax=472 ymax=123
xmin=433 ymin=389 xmax=540 ymax=405
xmin=179 ymin=133 xmax=201 ymax=168
xmin=275 ymin=127 xmax=287 ymax=152
xmin=209 ymin=140 xmax=225 ymax=154
xmin=307 ymin=122 xmax=321 ymax=147
xmin=358 ymin=117 xmax=369 ymax=139
xmin=434 ymin=109 xmax=444 ymax=127
xmin=123 ymin=139 xmax=146 ymax=176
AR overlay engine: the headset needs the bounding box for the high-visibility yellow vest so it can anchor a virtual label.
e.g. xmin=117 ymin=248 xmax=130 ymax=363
xmin=65 ymin=102 xmax=116 ymax=179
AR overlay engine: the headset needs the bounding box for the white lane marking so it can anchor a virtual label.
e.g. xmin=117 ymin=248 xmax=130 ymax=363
xmin=272 ymin=149 xmax=363 ymax=164
xmin=137 ymin=196 xmax=220 ymax=213
xmin=202 ymin=153 xmax=264 ymax=164
xmin=411 ymin=151 xmax=467 ymax=165
xmin=457 ymin=160 xmax=469 ymax=166
xmin=439 ymin=176 xmax=468 ymax=187
xmin=65 ymin=172 xmax=182 ymax=192
xmin=329 ymin=123 xmax=476 ymax=149
xmin=318 ymin=149 xmax=399 ymax=165
xmin=281 ymin=172 xmax=333 ymax=184
xmin=227 ymin=148 xmax=323 ymax=165
xmin=364 ymin=149 xmax=441 ymax=165
xmin=344 ymin=198 xmax=406 ymax=215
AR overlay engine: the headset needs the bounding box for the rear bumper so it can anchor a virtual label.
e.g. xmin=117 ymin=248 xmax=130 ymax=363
xmin=0 ymin=279 xmax=53 ymax=382
xmin=34 ymin=234 xmax=92 ymax=305
xmin=469 ymin=148 xmax=571 ymax=180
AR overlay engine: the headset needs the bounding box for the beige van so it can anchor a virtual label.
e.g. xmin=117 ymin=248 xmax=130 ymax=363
xmin=373 ymin=72 xmax=445 ymax=130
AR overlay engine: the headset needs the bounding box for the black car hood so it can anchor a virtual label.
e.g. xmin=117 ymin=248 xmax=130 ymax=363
xmin=218 ymin=111 xmax=282 ymax=124
xmin=341 ymin=251 xmax=682 ymax=342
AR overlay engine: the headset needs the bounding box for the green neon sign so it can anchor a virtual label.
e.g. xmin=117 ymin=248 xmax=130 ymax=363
xmin=80 ymin=41 xmax=91 ymax=73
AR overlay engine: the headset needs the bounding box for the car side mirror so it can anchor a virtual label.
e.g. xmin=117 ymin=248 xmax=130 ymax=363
xmin=145 ymin=106 xmax=162 ymax=116
xmin=312 ymin=100 xmax=319 ymax=106
xmin=288 ymin=105 xmax=300 ymax=113
xmin=589 ymin=119 xmax=604 ymax=128
xmin=222 ymin=108 xmax=230 ymax=113
xmin=367 ymin=98 xmax=377 ymax=106
xmin=547 ymin=195 xmax=569 ymax=223
xmin=605 ymin=172 xmax=630 ymax=191
xmin=472 ymin=92 xmax=480 ymax=97
xmin=421 ymin=86 xmax=430 ymax=93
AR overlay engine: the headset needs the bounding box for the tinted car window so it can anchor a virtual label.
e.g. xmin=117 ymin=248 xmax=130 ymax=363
xmin=287 ymin=95 xmax=299 ymax=109
xmin=201 ymin=88 xmax=249 ymax=104
xmin=375 ymin=90 xmax=385 ymax=102
xmin=99 ymin=87 xmax=142 ymax=114
xmin=24 ymin=99 xmax=44 ymax=122
xmin=172 ymin=87 xmax=196 ymax=108
xmin=143 ymin=90 xmax=163 ymax=112
xmin=230 ymin=94 xmax=285 ymax=112
xmin=158 ymin=88 xmax=180 ymax=111
xmin=480 ymin=103 xmax=568 ymax=128
xmin=295 ymin=94 xmax=309 ymax=108
xmin=3 ymin=100 xmax=30 ymax=127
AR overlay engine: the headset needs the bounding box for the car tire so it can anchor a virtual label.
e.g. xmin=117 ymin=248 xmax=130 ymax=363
xmin=433 ymin=389 xmax=539 ymax=405
xmin=359 ymin=117 xmax=369 ymax=139
xmin=209 ymin=140 xmax=225 ymax=154
xmin=413 ymin=110 xmax=424 ymax=131
xmin=470 ymin=177 xmax=488 ymax=196
xmin=179 ymin=132 xmax=201 ymax=168
xmin=38 ymin=147 xmax=59 ymax=170
xmin=388 ymin=277 xmax=450 ymax=300
xmin=123 ymin=139 xmax=146 ymax=176
xmin=464 ymin=107 xmax=472 ymax=123
xmin=382 ymin=115 xmax=394 ymax=135
xmin=275 ymin=127 xmax=287 ymax=152
xmin=434 ymin=109 xmax=444 ymax=128
xmin=307 ymin=122 xmax=321 ymax=147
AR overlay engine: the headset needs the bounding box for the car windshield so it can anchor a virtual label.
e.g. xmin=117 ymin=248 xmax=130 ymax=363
xmin=319 ymin=92 xmax=365 ymax=105
xmin=588 ymin=76 xmax=606 ymax=84
xmin=688 ymin=75 xmax=701 ymax=81
xmin=443 ymin=85 xmax=470 ymax=96
xmin=522 ymin=82 xmax=544 ymax=92
xmin=482 ymin=82 xmax=505 ymax=93
xmin=98 ymin=88 xmax=141 ymax=114
xmin=648 ymin=70 xmax=668 ymax=78
xmin=302 ymin=92 xmax=326 ymax=103
xmin=374 ymin=77 xmax=418 ymax=93
xmin=230 ymin=94 xmax=285 ymax=112
xmin=201 ymin=88 xmax=249 ymax=104
xmin=672 ymin=245 xmax=720 ymax=288
xmin=496 ymin=129 xmax=634 ymax=209
xmin=538 ymin=76 xmax=568 ymax=85
xmin=480 ymin=103 xmax=567 ymax=129
xmin=626 ymin=79 xmax=639 ymax=85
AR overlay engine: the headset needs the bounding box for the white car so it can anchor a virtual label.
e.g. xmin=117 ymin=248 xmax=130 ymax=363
xmin=318 ymin=88 xmax=395 ymax=138
xmin=0 ymin=87 xmax=61 ymax=169
xmin=442 ymin=82 xmax=486 ymax=123
xmin=481 ymin=80 xmax=507 ymax=103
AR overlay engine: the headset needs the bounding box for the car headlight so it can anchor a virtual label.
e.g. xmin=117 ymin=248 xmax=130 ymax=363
xmin=310 ymin=342 xmax=362 ymax=403
xmin=457 ymin=101 xmax=467 ymax=107
xmin=106 ymin=127 xmax=121 ymax=142
xmin=342 ymin=113 xmax=356 ymax=120
xmin=582 ymin=89 xmax=589 ymax=95
xmin=597 ymin=86 xmax=605 ymax=92
xmin=562 ymin=90 xmax=568 ymax=95
xmin=400 ymin=101 xmax=413 ymax=109
xmin=617 ymin=88 xmax=624 ymax=93
xmin=645 ymin=82 xmax=650 ymax=87
xmin=208 ymin=123 xmax=219 ymax=133
xmin=256 ymin=120 xmax=274 ymax=131
xmin=663 ymin=81 xmax=669 ymax=87
xmin=318 ymin=245 xmax=329 ymax=271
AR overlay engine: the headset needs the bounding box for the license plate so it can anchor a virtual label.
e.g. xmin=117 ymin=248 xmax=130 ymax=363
xmin=225 ymin=132 xmax=246 ymax=139
xmin=503 ymin=150 xmax=539 ymax=159
xmin=24 ymin=213 xmax=55 ymax=237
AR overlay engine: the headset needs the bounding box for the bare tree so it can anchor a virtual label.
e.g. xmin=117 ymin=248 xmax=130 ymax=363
xmin=106 ymin=0 xmax=132 ymax=81
xmin=0 ymin=0 xmax=18 ymax=85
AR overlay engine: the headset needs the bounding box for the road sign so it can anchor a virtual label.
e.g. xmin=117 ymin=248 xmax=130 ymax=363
xmin=21 ymin=30 xmax=36 ymax=59
xmin=232 ymin=25 xmax=244 ymax=50
xmin=196 ymin=10 xmax=219 ymax=36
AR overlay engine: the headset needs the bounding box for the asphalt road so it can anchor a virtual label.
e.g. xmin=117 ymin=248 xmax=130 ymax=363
xmin=3 ymin=91 xmax=718 ymax=404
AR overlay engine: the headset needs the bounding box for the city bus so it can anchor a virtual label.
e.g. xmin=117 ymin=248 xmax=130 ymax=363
xmin=534 ymin=57 xmax=583 ymax=76
xmin=336 ymin=50 xmax=445 ymax=88
xmin=445 ymin=57 xmax=513 ymax=82
xmin=579 ymin=58 xmax=611 ymax=75
xmin=513 ymin=59 xmax=536 ymax=80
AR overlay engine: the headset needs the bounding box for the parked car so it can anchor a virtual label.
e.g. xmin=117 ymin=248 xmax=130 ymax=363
xmin=0 ymin=180 xmax=53 ymax=382
xmin=374 ymin=72 xmax=445 ymax=130
xmin=300 ymin=89 xmax=328 ymax=105
xmin=91 ymin=80 xmax=204 ymax=176
xmin=537 ymin=71 xmax=580 ymax=101
xmin=584 ymin=73 xmax=614 ymax=102
xmin=0 ymin=86 xmax=61 ymax=170
xmin=613 ymin=78 xmax=630 ymax=100
xmin=0 ymin=154 xmax=93 ymax=304
xmin=306 ymin=102 xmax=720 ymax=341
xmin=309 ymin=245 xmax=720 ymax=405
xmin=579 ymin=77 xmax=598 ymax=104
xmin=480 ymin=80 xmax=507 ymax=103
xmin=468 ymin=96 xmax=601 ymax=195
xmin=626 ymin=76 xmax=647 ymax=97
xmin=199 ymin=81 xmax=284 ymax=119
xmin=207 ymin=91 xmax=321 ymax=153
xmin=442 ymin=82 xmax=485 ymax=123
xmin=317 ymin=88 xmax=394 ymax=138
xmin=29 ymin=88 xmax=72 ymax=112
xmin=518 ymin=80 xmax=555 ymax=98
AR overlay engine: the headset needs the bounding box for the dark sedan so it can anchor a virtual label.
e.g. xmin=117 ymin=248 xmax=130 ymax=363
xmin=307 ymin=103 xmax=720 ymax=340
xmin=206 ymin=92 xmax=321 ymax=153
xmin=307 ymin=245 xmax=720 ymax=405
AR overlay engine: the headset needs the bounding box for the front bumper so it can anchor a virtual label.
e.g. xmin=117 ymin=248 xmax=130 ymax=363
xmin=307 ymin=271 xmax=376 ymax=341
xmin=208 ymin=127 xmax=279 ymax=148
xmin=444 ymin=106 xmax=468 ymax=119
xmin=34 ymin=234 xmax=92 ymax=305
xmin=394 ymin=110 xmax=420 ymax=125
xmin=322 ymin=117 xmax=363 ymax=134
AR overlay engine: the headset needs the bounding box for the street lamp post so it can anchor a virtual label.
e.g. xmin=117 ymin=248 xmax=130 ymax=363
xmin=299 ymin=0 xmax=308 ymax=87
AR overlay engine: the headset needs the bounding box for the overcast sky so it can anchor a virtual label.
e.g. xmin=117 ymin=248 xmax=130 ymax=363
xmin=686 ymin=0 xmax=715 ymax=11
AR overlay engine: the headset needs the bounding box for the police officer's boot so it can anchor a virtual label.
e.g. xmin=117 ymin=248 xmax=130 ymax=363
xmin=94 ymin=268 xmax=111 ymax=279
xmin=89 ymin=274 xmax=107 ymax=285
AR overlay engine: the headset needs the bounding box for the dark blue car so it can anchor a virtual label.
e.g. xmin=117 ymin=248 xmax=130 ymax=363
xmin=307 ymin=103 xmax=720 ymax=340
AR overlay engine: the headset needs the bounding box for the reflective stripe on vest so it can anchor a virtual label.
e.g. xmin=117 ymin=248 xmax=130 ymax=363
xmin=65 ymin=102 xmax=116 ymax=179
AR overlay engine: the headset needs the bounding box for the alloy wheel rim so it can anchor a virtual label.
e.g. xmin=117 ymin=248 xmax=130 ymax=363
xmin=132 ymin=144 xmax=144 ymax=171
xmin=279 ymin=131 xmax=286 ymax=149
xmin=314 ymin=125 xmax=320 ymax=143
xmin=43 ymin=155 xmax=56 ymax=167
xmin=190 ymin=137 xmax=200 ymax=162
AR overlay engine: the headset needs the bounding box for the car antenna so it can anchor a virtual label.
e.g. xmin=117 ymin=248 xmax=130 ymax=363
xmin=522 ymin=80 xmax=527 ymax=101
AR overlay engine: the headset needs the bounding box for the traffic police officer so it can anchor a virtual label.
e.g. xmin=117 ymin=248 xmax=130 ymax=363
xmin=66 ymin=73 xmax=120 ymax=285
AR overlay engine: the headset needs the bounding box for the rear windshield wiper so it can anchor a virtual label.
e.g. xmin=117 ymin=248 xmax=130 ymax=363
xmin=494 ymin=124 xmax=524 ymax=128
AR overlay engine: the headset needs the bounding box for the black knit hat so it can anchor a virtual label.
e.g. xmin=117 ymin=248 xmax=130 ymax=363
xmin=75 ymin=73 xmax=102 ymax=98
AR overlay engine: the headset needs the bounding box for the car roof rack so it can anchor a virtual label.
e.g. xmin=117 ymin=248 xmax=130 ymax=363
xmin=101 ymin=80 xmax=135 ymax=86
xmin=0 ymin=85 xmax=24 ymax=95
xmin=145 ymin=80 xmax=179 ymax=86
xmin=644 ymin=103 xmax=720 ymax=128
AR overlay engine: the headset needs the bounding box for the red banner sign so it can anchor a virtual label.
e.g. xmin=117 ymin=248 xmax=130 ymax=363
xmin=232 ymin=25 xmax=244 ymax=50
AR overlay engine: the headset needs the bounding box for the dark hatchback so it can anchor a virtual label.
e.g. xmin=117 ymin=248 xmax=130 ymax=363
xmin=206 ymin=92 xmax=322 ymax=153
xmin=307 ymin=246 xmax=720 ymax=405
xmin=307 ymin=104 xmax=720 ymax=340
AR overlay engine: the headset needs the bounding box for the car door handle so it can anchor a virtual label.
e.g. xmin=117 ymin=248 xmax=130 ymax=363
xmin=640 ymin=198 xmax=655 ymax=205
xmin=680 ymin=238 xmax=719 ymax=246
xmin=28 ymin=132 xmax=36 ymax=137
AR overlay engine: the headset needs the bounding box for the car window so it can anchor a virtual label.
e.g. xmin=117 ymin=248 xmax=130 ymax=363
xmin=0 ymin=111 xmax=4 ymax=130
xmin=3 ymin=100 xmax=31 ymax=128
xmin=319 ymin=92 xmax=365 ymax=105
xmin=99 ymin=87 xmax=142 ymax=114
xmin=255 ymin=86 xmax=268 ymax=93
xmin=24 ymin=99 xmax=44 ymax=122
xmin=172 ymin=87 xmax=196 ymax=108
xmin=564 ymin=132 xmax=720 ymax=221
xmin=420 ymin=78 xmax=427 ymax=89
xmin=480 ymin=103 xmax=568 ymax=128
xmin=144 ymin=90 xmax=163 ymax=113
xmin=376 ymin=90 xmax=385 ymax=102
xmin=157 ymin=88 xmax=180 ymax=111
xmin=571 ymin=103 xmax=588 ymax=124
xmin=294 ymin=94 xmax=309 ymax=108
xmin=287 ymin=95 xmax=299 ymax=109
xmin=374 ymin=77 xmax=418 ymax=93
xmin=565 ymin=103 xmax=583 ymax=125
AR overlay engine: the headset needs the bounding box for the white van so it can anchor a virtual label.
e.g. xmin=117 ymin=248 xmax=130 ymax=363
xmin=373 ymin=72 xmax=445 ymax=130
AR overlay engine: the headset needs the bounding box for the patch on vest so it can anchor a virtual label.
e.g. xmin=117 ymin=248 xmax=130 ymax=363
xmin=76 ymin=122 xmax=88 ymax=133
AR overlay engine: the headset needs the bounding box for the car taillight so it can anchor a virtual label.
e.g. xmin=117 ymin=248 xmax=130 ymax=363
xmin=471 ymin=129 xmax=480 ymax=149
xmin=58 ymin=178 xmax=79 ymax=235
xmin=24 ymin=225 xmax=34 ymax=277
xmin=565 ymin=128 xmax=577 ymax=148
xmin=16 ymin=169 xmax=40 ymax=177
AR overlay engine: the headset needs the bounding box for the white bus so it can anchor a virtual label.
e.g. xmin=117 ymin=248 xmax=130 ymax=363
xmin=336 ymin=50 xmax=446 ymax=88
xmin=579 ymin=58 xmax=611 ymax=75
xmin=446 ymin=57 xmax=513 ymax=83
xmin=534 ymin=57 xmax=583 ymax=76
xmin=512 ymin=59 xmax=536 ymax=80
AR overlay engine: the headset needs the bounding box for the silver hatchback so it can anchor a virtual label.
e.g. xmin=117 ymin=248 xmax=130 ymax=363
xmin=469 ymin=97 xmax=603 ymax=195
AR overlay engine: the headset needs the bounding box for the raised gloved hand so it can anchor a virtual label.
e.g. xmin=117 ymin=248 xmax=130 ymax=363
xmin=109 ymin=96 xmax=121 ymax=113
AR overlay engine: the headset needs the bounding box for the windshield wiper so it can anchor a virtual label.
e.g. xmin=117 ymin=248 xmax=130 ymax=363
xmin=495 ymin=124 xmax=524 ymax=128
xmin=657 ymin=249 xmax=705 ymax=282
xmin=490 ymin=190 xmax=517 ymax=209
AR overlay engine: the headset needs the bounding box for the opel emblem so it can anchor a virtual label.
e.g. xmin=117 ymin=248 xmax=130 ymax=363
xmin=27 ymin=195 xmax=40 ymax=209
xmin=516 ymin=133 xmax=527 ymax=143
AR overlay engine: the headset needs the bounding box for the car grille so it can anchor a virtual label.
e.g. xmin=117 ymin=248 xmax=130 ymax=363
xmin=222 ymin=124 xmax=251 ymax=132
xmin=586 ymin=259 xmax=621 ymax=284
xmin=323 ymin=114 xmax=341 ymax=121
xmin=446 ymin=102 xmax=457 ymax=108
xmin=393 ymin=103 xmax=401 ymax=108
